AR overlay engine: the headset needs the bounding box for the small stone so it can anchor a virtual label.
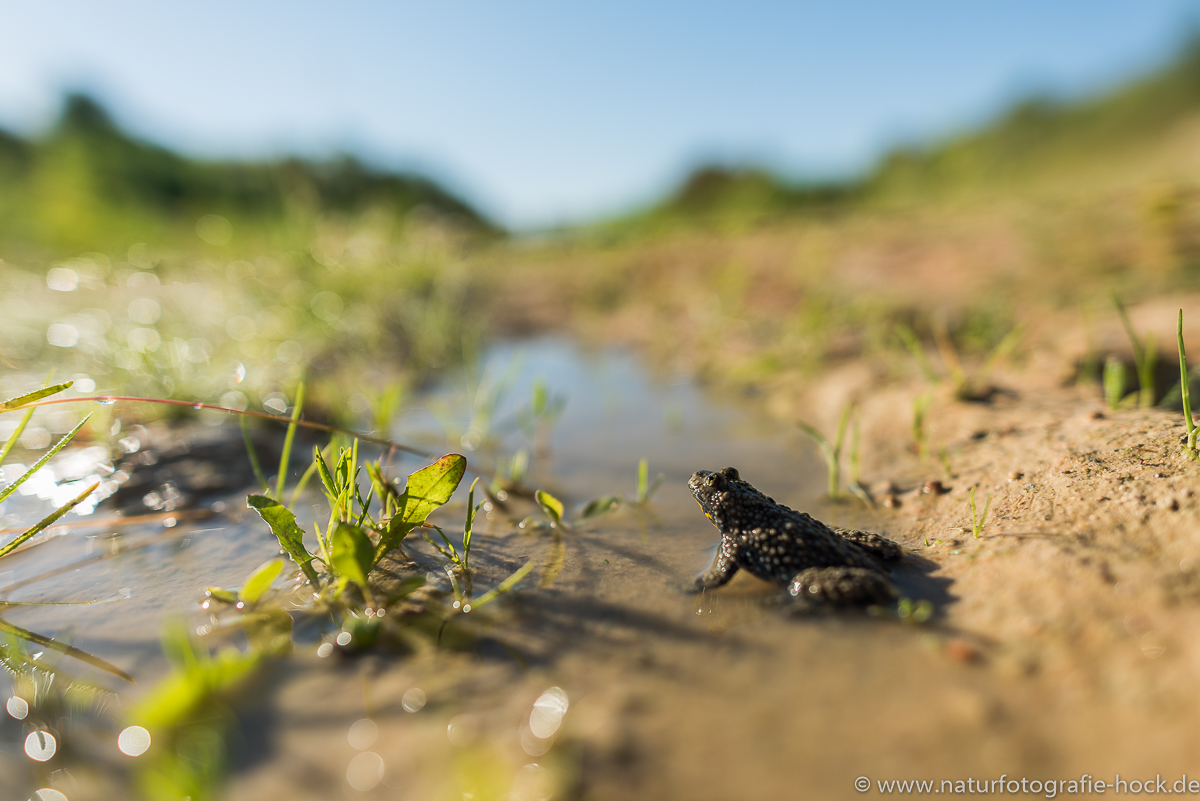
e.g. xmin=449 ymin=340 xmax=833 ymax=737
xmin=1087 ymin=410 xmax=1105 ymax=420
xmin=922 ymin=480 xmax=946 ymax=495
xmin=1008 ymin=470 xmax=1023 ymax=481
xmin=882 ymin=494 xmax=900 ymax=508
xmin=1162 ymin=497 xmax=1179 ymax=511
xmin=944 ymin=638 xmax=981 ymax=664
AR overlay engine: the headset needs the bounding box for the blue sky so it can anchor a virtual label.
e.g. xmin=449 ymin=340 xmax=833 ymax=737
xmin=1 ymin=1 xmax=1196 ymax=228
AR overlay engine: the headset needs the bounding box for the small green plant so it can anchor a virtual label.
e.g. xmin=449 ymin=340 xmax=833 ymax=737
xmin=535 ymin=488 xmax=567 ymax=529
xmin=969 ymin=487 xmax=992 ymax=538
xmin=845 ymin=417 xmax=873 ymax=506
xmin=798 ymin=403 xmax=853 ymax=501
xmin=1103 ymin=355 xmax=1127 ymax=410
xmin=1179 ymin=310 xmax=1198 ymax=460
xmin=898 ymin=321 xmax=1022 ymax=401
xmin=634 ymin=457 xmax=664 ymax=505
xmin=911 ymin=391 xmax=933 ymax=458
xmin=1113 ymin=293 xmax=1158 ymax=408
xmin=939 ymin=445 xmax=954 ymax=479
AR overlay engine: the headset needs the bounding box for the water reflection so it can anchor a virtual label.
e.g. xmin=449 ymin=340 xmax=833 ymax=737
xmin=346 ymin=750 xmax=385 ymax=791
xmin=401 ymin=687 xmax=426 ymax=712
xmin=7 ymin=694 xmax=29 ymax=718
xmin=24 ymin=729 xmax=57 ymax=761
xmin=117 ymin=725 xmax=151 ymax=757
xmin=30 ymin=789 xmax=69 ymax=801
xmin=347 ymin=718 xmax=378 ymax=750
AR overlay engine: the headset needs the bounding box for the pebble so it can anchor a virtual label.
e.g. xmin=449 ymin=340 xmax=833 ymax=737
xmin=944 ymin=638 xmax=981 ymax=664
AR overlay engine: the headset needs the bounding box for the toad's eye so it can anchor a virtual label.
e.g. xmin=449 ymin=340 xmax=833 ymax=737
xmin=705 ymin=473 xmax=727 ymax=490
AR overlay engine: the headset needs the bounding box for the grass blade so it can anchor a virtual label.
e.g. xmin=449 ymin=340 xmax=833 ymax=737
xmin=0 ymin=414 xmax=91 ymax=507
xmin=0 ymin=407 xmax=35 ymax=465
xmin=798 ymin=420 xmax=839 ymax=500
xmin=275 ymin=382 xmax=305 ymax=500
xmin=1180 ymin=310 xmax=1196 ymax=454
xmin=0 ymin=481 xmax=99 ymax=560
xmin=0 ymin=381 xmax=74 ymax=413
xmin=241 ymin=416 xmax=270 ymax=494
xmin=462 ymin=477 xmax=481 ymax=568
xmin=895 ymin=324 xmax=941 ymax=383
xmin=0 ymin=618 xmax=134 ymax=683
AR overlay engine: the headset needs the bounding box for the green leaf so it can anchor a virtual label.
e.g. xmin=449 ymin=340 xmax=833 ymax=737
xmin=0 ymin=414 xmax=92 ymax=507
xmin=314 ymin=445 xmax=338 ymax=499
xmin=329 ymin=522 xmax=374 ymax=590
xmin=239 ymin=559 xmax=284 ymax=605
xmin=204 ymin=588 xmax=238 ymax=605
xmin=246 ymin=495 xmax=318 ymax=584
xmin=373 ymin=454 xmax=467 ymax=564
xmin=0 ymin=381 xmax=74 ymax=413
xmin=126 ymin=640 xmax=260 ymax=730
xmin=580 ymin=495 xmax=621 ymax=520
xmin=0 ymin=481 xmax=98 ymax=560
xmin=535 ymin=489 xmax=565 ymax=527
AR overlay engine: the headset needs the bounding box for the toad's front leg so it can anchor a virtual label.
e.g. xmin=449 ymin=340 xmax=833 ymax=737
xmin=689 ymin=536 xmax=742 ymax=592
xmin=788 ymin=566 xmax=897 ymax=606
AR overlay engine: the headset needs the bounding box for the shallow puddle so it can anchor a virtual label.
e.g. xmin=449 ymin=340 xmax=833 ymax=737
xmin=1 ymin=339 xmax=1182 ymax=800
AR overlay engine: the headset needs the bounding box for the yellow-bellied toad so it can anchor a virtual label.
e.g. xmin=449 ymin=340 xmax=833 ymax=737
xmin=688 ymin=467 xmax=902 ymax=606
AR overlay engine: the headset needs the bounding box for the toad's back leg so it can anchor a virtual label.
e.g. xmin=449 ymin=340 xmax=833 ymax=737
xmin=831 ymin=527 xmax=903 ymax=562
xmin=788 ymin=566 xmax=897 ymax=606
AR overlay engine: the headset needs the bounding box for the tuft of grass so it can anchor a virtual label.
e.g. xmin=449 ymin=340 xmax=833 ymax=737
xmin=1113 ymin=293 xmax=1158 ymax=408
xmin=798 ymin=402 xmax=853 ymax=501
xmin=1179 ymin=310 xmax=1198 ymax=460
xmin=899 ymin=321 xmax=1022 ymax=402
xmin=969 ymin=487 xmax=992 ymax=538
xmin=0 ymin=382 xmax=98 ymax=562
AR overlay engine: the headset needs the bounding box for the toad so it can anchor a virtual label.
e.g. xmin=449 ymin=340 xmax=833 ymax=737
xmin=688 ymin=467 xmax=902 ymax=606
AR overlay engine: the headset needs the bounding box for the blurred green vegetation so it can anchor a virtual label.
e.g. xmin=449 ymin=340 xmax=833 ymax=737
xmin=0 ymin=95 xmax=503 ymax=430
xmin=0 ymin=93 xmax=497 ymax=258
xmin=8 ymin=36 xmax=1200 ymax=426
xmin=615 ymin=36 xmax=1200 ymax=233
